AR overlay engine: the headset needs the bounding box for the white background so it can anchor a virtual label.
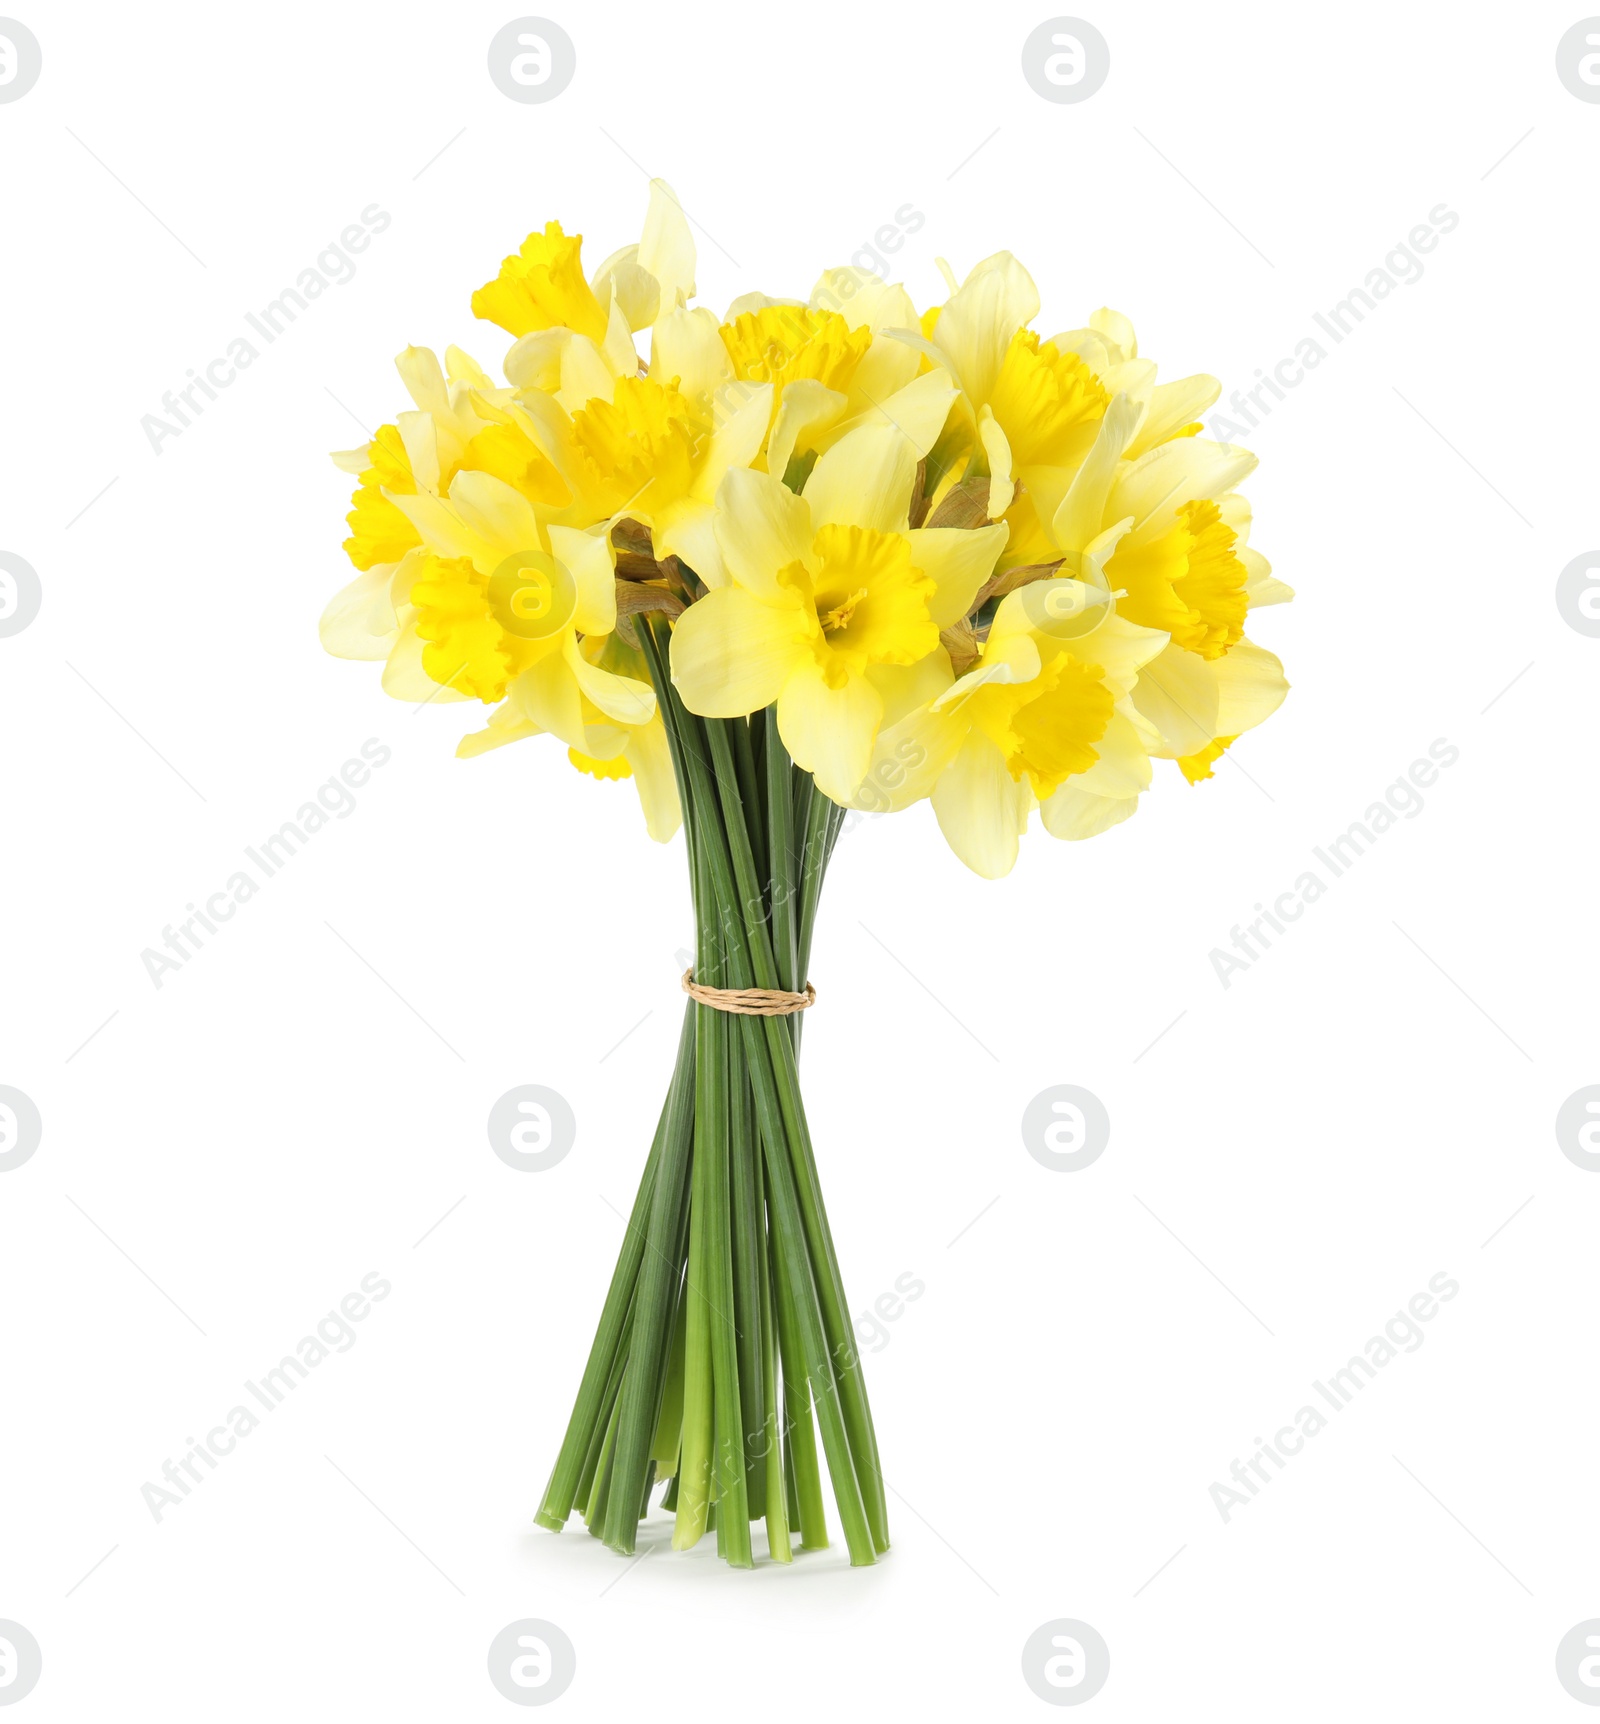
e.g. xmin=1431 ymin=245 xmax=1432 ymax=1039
xmin=2 ymin=1 xmax=1597 ymax=1717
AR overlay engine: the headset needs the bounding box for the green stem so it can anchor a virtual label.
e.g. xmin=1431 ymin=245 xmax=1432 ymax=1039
xmin=755 ymin=1148 xmax=792 ymax=1560
xmin=574 ymin=1287 xmax=635 ymax=1518
xmin=631 ymin=618 xmax=887 ymax=1564
xmin=729 ymin=1068 xmax=767 ymax=1513
xmin=672 ymin=824 xmax=718 ymax=1549
xmin=730 ymin=713 xmax=768 ymax=898
xmin=688 ymin=727 xmax=753 ymax=1565
xmin=600 ymin=1000 xmax=698 ymax=1554
xmin=701 ymin=720 xmax=889 ymax=1555
xmin=650 ymin=1269 xmax=688 ymax=1478
xmin=535 ymin=1088 xmax=664 ymax=1531
xmin=765 ymin=708 xmax=801 ymax=1006
xmin=796 ymin=780 xmax=836 ymax=988
xmin=701 ymin=945 xmax=752 ymax=1564
xmin=639 ymin=625 xmax=877 ymax=1565
xmin=583 ymin=1377 xmax=625 ymax=1531
xmin=771 ymin=1208 xmax=827 ymax=1549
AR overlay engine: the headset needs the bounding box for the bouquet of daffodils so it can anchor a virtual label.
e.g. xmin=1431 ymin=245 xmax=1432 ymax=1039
xmin=322 ymin=183 xmax=1290 ymax=1567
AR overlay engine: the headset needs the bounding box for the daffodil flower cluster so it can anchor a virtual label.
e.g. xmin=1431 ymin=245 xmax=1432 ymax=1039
xmin=321 ymin=187 xmax=1298 ymax=1569
xmin=323 ymin=182 xmax=1289 ymax=879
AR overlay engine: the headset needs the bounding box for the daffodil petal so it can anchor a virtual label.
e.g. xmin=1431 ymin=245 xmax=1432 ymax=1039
xmin=935 ymin=251 xmax=1041 ymax=407
xmin=1126 ymin=372 xmax=1221 ymax=460
xmin=1100 ymin=358 xmax=1157 ymax=412
xmin=396 ymin=345 xmax=450 ymax=417
xmin=879 ymin=327 xmax=948 ymax=372
xmin=1129 ymin=642 xmax=1220 ymax=756
xmin=548 ymin=524 xmax=616 ymax=634
xmin=638 ymin=178 xmax=696 ymax=312
xmin=824 ymin=367 xmax=957 ymax=459
xmin=933 ymin=630 xmax=1042 ymax=712
xmin=725 ymin=291 xmax=796 ymax=320
xmin=591 ymin=244 xmax=658 ymax=333
xmin=447 ymin=470 xmax=546 ymax=562
xmin=562 ymin=633 xmax=655 ymax=725
xmin=767 ymin=379 xmax=846 ymax=482
xmin=653 ymin=499 xmax=727 ymax=589
xmin=504 ymin=328 xmax=571 ymax=394
xmin=1070 ymin=711 xmax=1151 ymax=797
xmin=802 ymin=422 xmax=917 ymax=533
xmin=651 ymin=306 xmax=732 ymax=417
xmin=624 ymin=717 xmax=682 ymax=841
xmin=867 ymin=649 xmax=954 ymax=727
xmin=1039 ymin=782 xmax=1139 ymax=841
xmin=776 ymin=659 xmax=883 ymax=803
xmin=556 ymin=334 xmax=618 ymax=414
xmin=321 ymin=564 xmax=403 ymax=660
xmin=457 ymin=698 xmax=541 ymax=758
xmin=931 ymin=729 xmax=1030 ymax=877
xmin=978 ymin=406 xmax=1014 ymax=515
xmin=671 ymin=585 xmax=808 ymax=717
xmin=445 ymin=345 xmax=493 ymax=387
xmin=907 ymin=524 xmax=1009 ymax=627
xmin=1051 ymin=391 xmax=1141 ymax=554
xmin=1090 ymin=307 xmax=1137 ymax=357
xmin=1003 ymin=590 xmax=1165 ymax=691
xmin=691 ymin=382 xmax=773 ymax=501
xmin=382 ymin=621 xmax=474 ymax=703
xmin=992 ymin=577 xmax=1111 ymax=652
xmin=1242 ymin=546 xmax=1295 ymax=607
xmin=809 ymin=270 xmax=917 ymax=334
xmin=599 ymin=295 xmax=639 ymax=379
xmin=1109 ymin=438 xmax=1258 ymax=547
xmin=1211 ymin=638 xmax=1289 ymax=735
xmin=511 ymin=650 xmax=586 ymax=750
xmin=849 ymin=691 xmax=965 ymax=815
xmin=981 ymin=588 xmax=1066 ymax=658
xmin=397 ymin=409 xmax=442 ymax=493
xmin=712 ymin=469 xmax=813 ymax=599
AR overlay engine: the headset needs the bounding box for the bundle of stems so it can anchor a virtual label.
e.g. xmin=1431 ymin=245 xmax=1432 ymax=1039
xmin=534 ymin=616 xmax=889 ymax=1566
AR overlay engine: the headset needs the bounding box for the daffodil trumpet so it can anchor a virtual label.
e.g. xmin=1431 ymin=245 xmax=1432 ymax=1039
xmin=321 ymin=191 xmax=1292 ymax=1569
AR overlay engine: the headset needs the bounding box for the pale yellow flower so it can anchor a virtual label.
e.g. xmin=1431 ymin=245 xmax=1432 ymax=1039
xmin=1008 ymin=392 xmax=1291 ymax=828
xmin=697 ymin=268 xmax=957 ymax=485
xmin=479 ymin=180 xmax=701 ymax=457
xmin=475 ymin=178 xmax=694 ymax=344
xmin=903 ymin=253 xmax=1223 ymax=519
xmin=849 ymin=578 xmax=1167 ymax=876
xmin=670 ymin=424 xmax=1006 ymax=801
xmin=500 ymin=367 xmax=773 ymax=579
xmin=322 ymin=397 xmax=673 ymax=830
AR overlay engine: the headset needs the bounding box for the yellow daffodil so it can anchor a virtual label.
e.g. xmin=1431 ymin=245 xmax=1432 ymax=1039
xmin=321 ymin=342 xmax=560 ymax=663
xmin=474 ymin=220 xmax=610 ymax=343
xmin=696 ymin=268 xmax=957 ymax=484
xmin=483 ymin=179 xmax=696 ymax=424
xmin=904 ymin=254 xmax=1224 ymax=523
xmin=317 ymin=183 xmax=737 ymax=850
xmin=328 ymin=343 xmax=530 ymax=577
xmin=1006 ymin=391 xmax=1291 ymax=823
xmin=475 ymin=178 xmax=695 ymax=343
xmin=848 ymin=578 xmax=1168 ymax=876
xmin=386 ymin=471 xmax=651 ymax=714
xmin=670 ymin=424 xmax=1007 ymax=800
xmin=490 ymin=366 xmax=773 ymax=578
xmin=324 ymin=404 xmax=669 ymax=823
